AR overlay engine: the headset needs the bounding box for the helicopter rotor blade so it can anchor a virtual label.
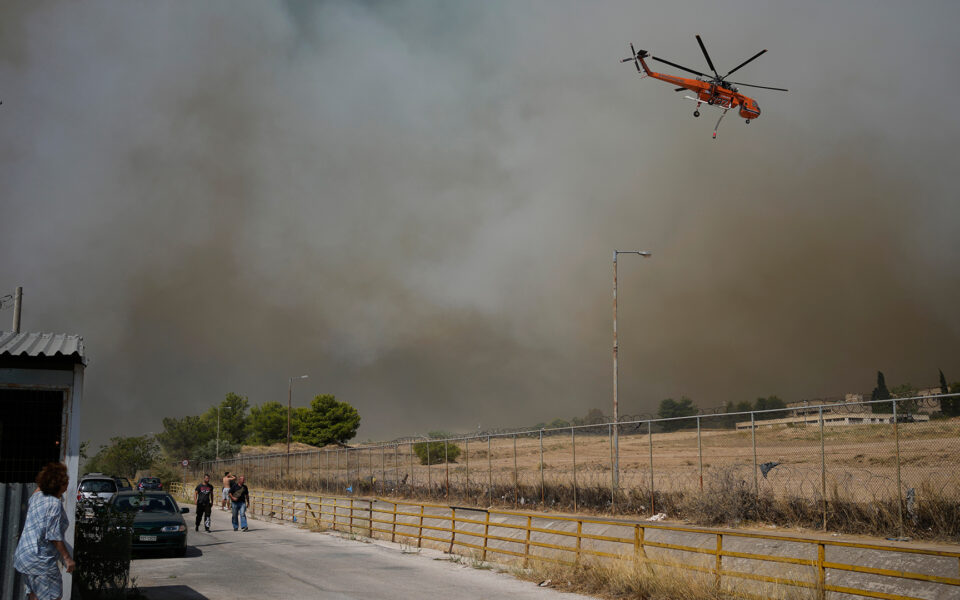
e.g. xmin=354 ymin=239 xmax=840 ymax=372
xmin=695 ymin=34 xmax=720 ymax=79
xmin=650 ymin=55 xmax=708 ymax=78
xmin=723 ymin=49 xmax=767 ymax=79
xmin=728 ymin=81 xmax=788 ymax=92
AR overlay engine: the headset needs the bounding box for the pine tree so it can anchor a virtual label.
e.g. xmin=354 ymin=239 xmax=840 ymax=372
xmin=870 ymin=371 xmax=892 ymax=414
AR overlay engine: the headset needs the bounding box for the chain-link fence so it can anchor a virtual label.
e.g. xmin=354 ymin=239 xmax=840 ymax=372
xmin=198 ymin=394 xmax=960 ymax=540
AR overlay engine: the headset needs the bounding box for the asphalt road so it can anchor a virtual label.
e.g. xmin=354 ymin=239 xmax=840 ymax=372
xmin=130 ymin=505 xmax=593 ymax=600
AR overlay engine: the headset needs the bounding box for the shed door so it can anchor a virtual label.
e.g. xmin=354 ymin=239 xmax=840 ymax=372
xmin=0 ymin=389 xmax=64 ymax=483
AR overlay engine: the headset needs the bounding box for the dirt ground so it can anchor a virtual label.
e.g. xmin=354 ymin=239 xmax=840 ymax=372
xmin=220 ymin=419 xmax=960 ymax=505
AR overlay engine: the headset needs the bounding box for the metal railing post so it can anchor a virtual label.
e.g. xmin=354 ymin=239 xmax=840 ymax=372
xmin=444 ymin=440 xmax=449 ymax=498
xmin=481 ymin=510 xmax=490 ymax=561
xmin=449 ymin=507 xmax=456 ymax=553
xmin=465 ymin=437 xmax=470 ymax=495
xmin=417 ymin=504 xmax=424 ymax=548
xmin=715 ymin=533 xmax=723 ymax=589
xmin=816 ymin=542 xmax=826 ymax=600
xmin=410 ymin=441 xmax=414 ymax=491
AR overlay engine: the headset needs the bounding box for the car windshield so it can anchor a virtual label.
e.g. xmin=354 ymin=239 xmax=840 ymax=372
xmin=81 ymin=480 xmax=116 ymax=493
xmin=114 ymin=495 xmax=176 ymax=513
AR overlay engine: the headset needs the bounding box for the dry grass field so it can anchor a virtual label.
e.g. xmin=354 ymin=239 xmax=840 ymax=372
xmin=207 ymin=417 xmax=960 ymax=540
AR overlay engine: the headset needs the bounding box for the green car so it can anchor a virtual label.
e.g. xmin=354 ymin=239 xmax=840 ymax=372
xmin=111 ymin=491 xmax=190 ymax=557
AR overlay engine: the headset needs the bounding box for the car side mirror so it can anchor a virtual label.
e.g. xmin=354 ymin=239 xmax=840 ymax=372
xmin=181 ymin=507 xmax=190 ymax=514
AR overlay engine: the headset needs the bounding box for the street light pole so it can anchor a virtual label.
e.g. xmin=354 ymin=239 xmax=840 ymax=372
xmin=287 ymin=375 xmax=309 ymax=461
xmin=612 ymin=250 xmax=651 ymax=493
xmin=216 ymin=405 xmax=220 ymax=460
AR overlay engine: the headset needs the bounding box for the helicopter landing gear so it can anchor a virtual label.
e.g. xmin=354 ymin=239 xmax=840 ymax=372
xmin=693 ymin=110 xmax=700 ymax=117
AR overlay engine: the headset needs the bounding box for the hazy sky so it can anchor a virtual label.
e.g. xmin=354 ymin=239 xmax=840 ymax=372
xmin=2 ymin=1 xmax=959 ymax=447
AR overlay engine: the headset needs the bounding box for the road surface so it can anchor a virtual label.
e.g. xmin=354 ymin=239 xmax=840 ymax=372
xmin=130 ymin=505 xmax=592 ymax=600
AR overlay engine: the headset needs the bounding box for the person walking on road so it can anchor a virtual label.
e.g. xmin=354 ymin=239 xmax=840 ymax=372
xmin=221 ymin=471 xmax=235 ymax=511
xmin=13 ymin=462 xmax=75 ymax=600
xmin=194 ymin=474 xmax=214 ymax=532
xmin=229 ymin=475 xmax=250 ymax=532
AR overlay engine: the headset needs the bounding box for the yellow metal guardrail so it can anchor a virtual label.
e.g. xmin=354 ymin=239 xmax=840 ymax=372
xmin=240 ymin=489 xmax=959 ymax=600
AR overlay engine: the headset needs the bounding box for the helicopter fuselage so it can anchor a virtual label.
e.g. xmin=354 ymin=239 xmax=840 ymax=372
xmin=637 ymin=56 xmax=760 ymax=121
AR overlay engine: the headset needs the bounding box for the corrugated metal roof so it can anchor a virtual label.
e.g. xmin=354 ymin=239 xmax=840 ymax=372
xmin=0 ymin=331 xmax=85 ymax=362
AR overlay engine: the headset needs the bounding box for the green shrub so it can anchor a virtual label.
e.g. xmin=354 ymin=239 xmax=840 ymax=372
xmin=74 ymin=499 xmax=135 ymax=599
xmin=412 ymin=440 xmax=461 ymax=465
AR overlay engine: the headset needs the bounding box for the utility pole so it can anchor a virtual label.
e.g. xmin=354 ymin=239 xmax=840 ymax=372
xmin=612 ymin=250 xmax=651 ymax=492
xmin=13 ymin=287 xmax=22 ymax=333
xmin=216 ymin=405 xmax=221 ymax=460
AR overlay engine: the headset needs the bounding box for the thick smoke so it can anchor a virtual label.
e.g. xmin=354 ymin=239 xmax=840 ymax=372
xmin=1 ymin=1 xmax=958 ymax=446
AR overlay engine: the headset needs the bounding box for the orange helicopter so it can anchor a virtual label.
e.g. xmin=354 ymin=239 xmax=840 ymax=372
xmin=621 ymin=35 xmax=787 ymax=138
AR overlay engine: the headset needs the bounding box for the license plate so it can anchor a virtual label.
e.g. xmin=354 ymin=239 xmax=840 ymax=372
xmin=139 ymin=535 xmax=157 ymax=542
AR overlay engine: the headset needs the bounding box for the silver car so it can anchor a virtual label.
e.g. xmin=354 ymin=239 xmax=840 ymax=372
xmin=77 ymin=473 xmax=118 ymax=503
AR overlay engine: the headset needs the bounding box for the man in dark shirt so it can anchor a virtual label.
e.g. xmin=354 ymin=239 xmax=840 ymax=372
xmin=229 ymin=475 xmax=250 ymax=532
xmin=194 ymin=474 xmax=215 ymax=532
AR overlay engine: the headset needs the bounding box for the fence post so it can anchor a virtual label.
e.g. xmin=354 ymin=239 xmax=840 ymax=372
xmin=481 ymin=510 xmax=490 ymax=561
xmin=427 ymin=439 xmax=432 ymax=496
xmin=417 ymin=504 xmax=424 ymax=548
xmin=715 ymin=533 xmax=723 ymax=590
xmin=487 ymin=436 xmax=492 ymax=506
xmin=465 ymin=437 xmax=470 ymax=496
xmin=539 ymin=429 xmax=545 ymax=505
xmin=410 ymin=441 xmax=414 ymax=491
xmin=575 ymin=519 xmax=582 ymax=563
xmin=512 ymin=434 xmax=519 ymax=506
xmin=751 ymin=412 xmax=759 ymax=500
xmin=444 ymin=440 xmax=449 ymax=499
xmin=381 ymin=444 xmax=385 ymax=495
xmin=571 ymin=427 xmax=578 ymax=512
xmin=349 ymin=497 xmax=354 ymax=533
xmin=697 ymin=415 xmax=703 ymax=491
xmin=648 ymin=421 xmax=655 ymax=514
xmin=449 ymin=507 xmax=456 ymax=553
xmin=368 ymin=499 xmax=373 ymax=537
xmin=523 ymin=515 xmax=532 ymax=567
xmin=390 ymin=500 xmax=398 ymax=542
xmin=820 ymin=406 xmax=827 ymax=530
xmin=894 ymin=399 xmax=904 ymax=539
xmin=816 ymin=542 xmax=825 ymax=600
xmin=609 ymin=422 xmax=615 ymax=508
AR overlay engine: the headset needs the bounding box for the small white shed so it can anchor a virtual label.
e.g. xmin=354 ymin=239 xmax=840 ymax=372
xmin=0 ymin=331 xmax=85 ymax=600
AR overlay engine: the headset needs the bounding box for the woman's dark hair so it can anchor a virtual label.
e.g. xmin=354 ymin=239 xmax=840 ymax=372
xmin=36 ymin=462 xmax=69 ymax=496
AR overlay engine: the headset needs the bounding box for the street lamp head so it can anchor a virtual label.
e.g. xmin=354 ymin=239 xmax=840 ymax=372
xmin=614 ymin=250 xmax=653 ymax=260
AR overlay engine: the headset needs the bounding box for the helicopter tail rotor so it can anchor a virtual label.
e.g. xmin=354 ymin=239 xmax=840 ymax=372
xmin=620 ymin=43 xmax=649 ymax=73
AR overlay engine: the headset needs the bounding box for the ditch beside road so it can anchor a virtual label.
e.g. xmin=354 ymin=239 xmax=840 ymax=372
xmin=130 ymin=504 xmax=594 ymax=600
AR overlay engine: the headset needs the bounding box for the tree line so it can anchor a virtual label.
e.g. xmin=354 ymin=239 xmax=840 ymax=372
xmin=83 ymin=392 xmax=360 ymax=479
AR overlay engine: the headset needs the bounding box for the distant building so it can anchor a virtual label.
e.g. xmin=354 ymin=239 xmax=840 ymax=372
xmin=737 ymin=412 xmax=929 ymax=430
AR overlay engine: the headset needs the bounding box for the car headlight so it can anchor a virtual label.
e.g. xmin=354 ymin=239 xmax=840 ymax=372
xmin=161 ymin=525 xmax=186 ymax=533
